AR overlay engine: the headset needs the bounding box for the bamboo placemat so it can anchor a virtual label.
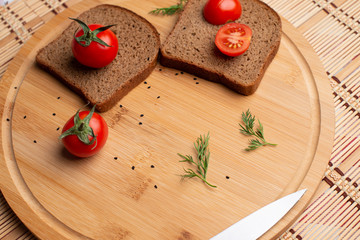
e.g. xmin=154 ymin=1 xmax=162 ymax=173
xmin=1 ymin=0 xmax=360 ymax=239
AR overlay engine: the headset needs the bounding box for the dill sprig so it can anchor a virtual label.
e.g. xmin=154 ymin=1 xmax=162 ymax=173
xmin=149 ymin=0 xmax=187 ymax=15
xmin=178 ymin=132 xmax=217 ymax=188
xmin=239 ymin=109 xmax=277 ymax=151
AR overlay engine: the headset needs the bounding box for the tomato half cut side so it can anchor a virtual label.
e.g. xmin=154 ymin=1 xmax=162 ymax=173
xmin=215 ymin=23 xmax=252 ymax=57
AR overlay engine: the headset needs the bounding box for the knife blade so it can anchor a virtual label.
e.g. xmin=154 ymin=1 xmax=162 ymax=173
xmin=210 ymin=189 xmax=307 ymax=240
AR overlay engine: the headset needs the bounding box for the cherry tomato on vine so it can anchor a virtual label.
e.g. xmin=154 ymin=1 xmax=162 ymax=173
xmin=215 ymin=23 xmax=252 ymax=57
xmin=203 ymin=0 xmax=242 ymax=25
xmin=70 ymin=18 xmax=118 ymax=68
xmin=59 ymin=105 xmax=108 ymax=158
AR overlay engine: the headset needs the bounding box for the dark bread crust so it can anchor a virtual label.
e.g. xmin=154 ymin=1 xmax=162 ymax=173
xmin=36 ymin=4 xmax=160 ymax=112
xmin=160 ymin=0 xmax=282 ymax=95
xmin=36 ymin=54 xmax=158 ymax=112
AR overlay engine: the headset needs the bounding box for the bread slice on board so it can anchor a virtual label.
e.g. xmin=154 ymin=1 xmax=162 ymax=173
xmin=36 ymin=4 xmax=160 ymax=112
xmin=160 ymin=0 xmax=282 ymax=95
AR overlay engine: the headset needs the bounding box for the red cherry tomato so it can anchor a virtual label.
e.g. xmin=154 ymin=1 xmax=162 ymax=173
xmin=203 ymin=0 xmax=242 ymax=25
xmin=215 ymin=23 xmax=252 ymax=57
xmin=60 ymin=106 xmax=108 ymax=158
xmin=71 ymin=19 xmax=118 ymax=68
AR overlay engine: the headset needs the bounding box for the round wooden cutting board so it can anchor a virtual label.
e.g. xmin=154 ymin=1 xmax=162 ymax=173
xmin=0 ymin=0 xmax=334 ymax=239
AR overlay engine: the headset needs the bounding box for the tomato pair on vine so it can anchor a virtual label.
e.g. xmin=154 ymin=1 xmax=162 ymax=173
xmin=203 ymin=0 xmax=252 ymax=57
xmin=70 ymin=18 xmax=118 ymax=68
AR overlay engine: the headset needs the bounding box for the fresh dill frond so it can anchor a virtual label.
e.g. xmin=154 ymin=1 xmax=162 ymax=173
xmin=149 ymin=0 xmax=188 ymax=15
xmin=178 ymin=132 xmax=217 ymax=188
xmin=239 ymin=109 xmax=277 ymax=151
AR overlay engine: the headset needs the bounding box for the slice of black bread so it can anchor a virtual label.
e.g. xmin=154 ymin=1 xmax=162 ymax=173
xmin=36 ymin=4 xmax=160 ymax=112
xmin=160 ymin=0 xmax=282 ymax=95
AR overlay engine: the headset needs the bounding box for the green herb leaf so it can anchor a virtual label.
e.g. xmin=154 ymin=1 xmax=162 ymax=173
xmin=69 ymin=17 xmax=115 ymax=47
xmin=178 ymin=132 xmax=216 ymax=188
xmin=239 ymin=109 xmax=277 ymax=151
xmin=149 ymin=0 xmax=187 ymax=15
xmin=59 ymin=104 xmax=98 ymax=149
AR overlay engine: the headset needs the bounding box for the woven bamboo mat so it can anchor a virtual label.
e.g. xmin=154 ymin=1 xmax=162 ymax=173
xmin=1 ymin=0 xmax=360 ymax=239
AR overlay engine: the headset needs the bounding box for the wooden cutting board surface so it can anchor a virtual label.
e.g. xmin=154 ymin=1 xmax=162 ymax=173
xmin=0 ymin=0 xmax=334 ymax=239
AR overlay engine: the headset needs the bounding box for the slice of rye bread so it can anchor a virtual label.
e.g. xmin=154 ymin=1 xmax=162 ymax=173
xmin=36 ymin=4 xmax=160 ymax=112
xmin=160 ymin=0 xmax=282 ymax=95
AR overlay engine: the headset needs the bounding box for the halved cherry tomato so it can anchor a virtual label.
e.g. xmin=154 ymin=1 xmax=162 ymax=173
xmin=203 ymin=0 xmax=242 ymax=25
xmin=215 ymin=23 xmax=252 ymax=57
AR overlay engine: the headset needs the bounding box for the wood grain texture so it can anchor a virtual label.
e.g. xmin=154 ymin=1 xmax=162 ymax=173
xmin=0 ymin=0 xmax=334 ymax=239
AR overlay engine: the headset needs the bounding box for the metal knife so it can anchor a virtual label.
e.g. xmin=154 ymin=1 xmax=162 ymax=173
xmin=210 ymin=189 xmax=307 ymax=240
